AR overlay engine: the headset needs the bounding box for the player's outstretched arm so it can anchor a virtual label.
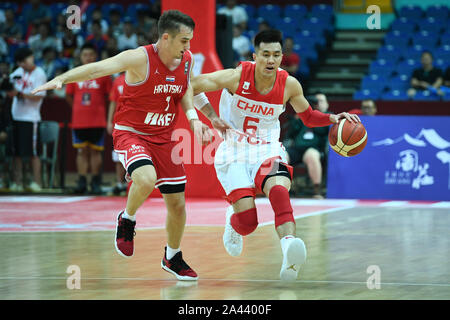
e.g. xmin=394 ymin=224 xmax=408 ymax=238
xmin=287 ymin=76 xmax=360 ymax=126
xmin=31 ymin=48 xmax=146 ymax=94
xmin=191 ymin=68 xmax=240 ymax=95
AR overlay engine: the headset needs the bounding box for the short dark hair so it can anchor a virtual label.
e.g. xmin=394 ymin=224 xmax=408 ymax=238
xmin=14 ymin=47 xmax=33 ymax=63
xmin=80 ymin=43 xmax=97 ymax=53
xmin=157 ymin=10 xmax=195 ymax=38
xmin=254 ymin=30 xmax=283 ymax=50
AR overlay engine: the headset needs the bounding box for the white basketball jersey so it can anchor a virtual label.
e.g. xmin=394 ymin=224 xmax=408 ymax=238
xmin=219 ymin=61 xmax=289 ymax=144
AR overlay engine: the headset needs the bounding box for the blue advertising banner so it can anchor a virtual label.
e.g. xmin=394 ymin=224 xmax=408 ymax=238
xmin=327 ymin=116 xmax=450 ymax=201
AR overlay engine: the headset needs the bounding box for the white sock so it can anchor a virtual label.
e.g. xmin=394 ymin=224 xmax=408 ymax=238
xmin=122 ymin=210 xmax=136 ymax=221
xmin=280 ymin=235 xmax=295 ymax=254
xmin=166 ymin=245 xmax=180 ymax=260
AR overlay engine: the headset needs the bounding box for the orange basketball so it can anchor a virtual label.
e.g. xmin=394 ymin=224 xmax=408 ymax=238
xmin=328 ymin=119 xmax=367 ymax=157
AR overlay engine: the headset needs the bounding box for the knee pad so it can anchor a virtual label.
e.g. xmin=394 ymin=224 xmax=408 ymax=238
xmin=230 ymin=208 xmax=258 ymax=236
xmin=269 ymin=185 xmax=295 ymax=228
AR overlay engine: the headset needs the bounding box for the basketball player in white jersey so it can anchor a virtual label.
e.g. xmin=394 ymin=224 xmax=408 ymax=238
xmin=192 ymin=30 xmax=360 ymax=281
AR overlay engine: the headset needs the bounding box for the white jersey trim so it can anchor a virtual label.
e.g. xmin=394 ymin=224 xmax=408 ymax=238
xmin=114 ymin=124 xmax=153 ymax=136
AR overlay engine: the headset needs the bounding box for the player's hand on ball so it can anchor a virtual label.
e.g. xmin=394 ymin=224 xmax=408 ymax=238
xmin=330 ymin=112 xmax=360 ymax=124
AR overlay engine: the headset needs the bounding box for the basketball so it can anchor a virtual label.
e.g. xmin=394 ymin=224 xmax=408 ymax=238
xmin=328 ymin=119 xmax=367 ymax=157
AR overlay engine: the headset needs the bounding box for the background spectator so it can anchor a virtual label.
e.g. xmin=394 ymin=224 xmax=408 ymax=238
xmin=348 ymin=99 xmax=377 ymax=115
xmin=65 ymin=43 xmax=112 ymax=195
xmin=217 ymin=0 xmax=248 ymax=30
xmin=282 ymin=94 xmax=330 ymax=199
xmin=87 ymin=7 xmax=109 ymax=35
xmin=0 ymin=8 xmax=24 ymax=44
xmin=407 ymin=51 xmax=443 ymax=99
xmin=22 ymin=0 xmax=51 ymax=26
xmin=117 ymin=19 xmax=139 ymax=51
xmin=281 ymin=37 xmax=300 ymax=77
xmin=28 ymin=23 xmax=59 ymax=61
xmin=8 ymin=47 xmax=47 ymax=192
xmin=108 ymin=9 xmax=123 ymax=40
xmin=85 ymin=21 xmax=109 ymax=58
xmin=37 ymin=47 xmax=62 ymax=79
xmin=232 ymin=25 xmax=251 ymax=62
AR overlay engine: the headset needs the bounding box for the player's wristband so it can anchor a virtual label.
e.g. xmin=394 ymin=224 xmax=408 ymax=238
xmin=186 ymin=109 xmax=199 ymax=121
xmin=297 ymin=105 xmax=332 ymax=127
xmin=193 ymin=92 xmax=210 ymax=109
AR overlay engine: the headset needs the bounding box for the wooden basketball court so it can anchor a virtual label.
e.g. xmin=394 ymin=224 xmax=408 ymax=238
xmin=0 ymin=196 xmax=448 ymax=300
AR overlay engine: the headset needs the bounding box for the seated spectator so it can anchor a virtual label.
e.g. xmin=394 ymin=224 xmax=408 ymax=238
xmin=136 ymin=10 xmax=157 ymax=36
xmin=232 ymin=25 xmax=251 ymax=61
xmin=0 ymin=9 xmax=24 ymax=44
xmin=281 ymin=37 xmax=300 ymax=77
xmin=283 ymin=94 xmax=330 ymax=199
xmin=59 ymin=28 xmax=83 ymax=59
xmin=108 ymin=9 xmax=123 ymax=40
xmin=101 ymin=37 xmax=120 ymax=60
xmin=149 ymin=0 xmax=162 ymax=20
xmin=117 ymin=19 xmax=138 ymax=51
xmin=28 ymin=23 xmax=59 ymax=61
xmin=22 ymin=0 xmax=52 ymax=26
xmin=85 ymin=21 xmax=109 ymax=58
xmin=87 ymin=7 xmax=109 ymax=35
xmin=258 ymin=21 xmax=271 ymax=33
xmin=217 ymin=0 xmax=248 ymax=30
xmin=0 ymin=60 xmax=12 ymax=189
xmin=348 ymin=99 xmax=377 ymax=115
xmin=444 ymin=66 xmax=450 ymax=87
xmin=407 ymin=51 xmax=443 ymax=98
xmin=37 ymin=47 xmax=62 ymax=79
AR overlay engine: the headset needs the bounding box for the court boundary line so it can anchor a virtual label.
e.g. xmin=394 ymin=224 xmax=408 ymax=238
xmin=0 ymin=276 xmax=449 ymax=288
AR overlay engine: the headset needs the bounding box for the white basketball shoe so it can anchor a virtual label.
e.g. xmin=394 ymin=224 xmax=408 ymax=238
xmin=280 ymin=237 xmax=307 ymax=281
xmin=223 ymin=206 xmax=243 ymax=257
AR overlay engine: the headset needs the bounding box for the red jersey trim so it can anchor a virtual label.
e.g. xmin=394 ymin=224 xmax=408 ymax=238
xmin=124 ymin=46 xmax=150 ymax=87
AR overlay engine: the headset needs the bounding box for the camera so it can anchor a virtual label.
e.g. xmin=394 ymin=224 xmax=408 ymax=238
xmin=0 ymin=75 xmax=21 ymax=92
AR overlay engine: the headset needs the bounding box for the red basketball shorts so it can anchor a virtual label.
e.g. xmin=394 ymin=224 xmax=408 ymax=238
xmin=113 ymin=129 xmax=186 ymax=191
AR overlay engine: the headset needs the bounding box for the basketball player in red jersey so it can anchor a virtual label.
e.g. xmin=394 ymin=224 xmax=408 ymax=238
xmin=192 ymin=30 xmax=360 ymax=281
xmin=32 ymin=10 xmax=226 ymax=281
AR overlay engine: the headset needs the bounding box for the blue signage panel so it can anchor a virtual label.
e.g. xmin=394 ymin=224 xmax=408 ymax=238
xmin=327 ymin=116 xmax=450 ymax=201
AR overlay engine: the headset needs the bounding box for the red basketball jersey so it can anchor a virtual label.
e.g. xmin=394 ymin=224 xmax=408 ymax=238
xmin=114 ymin=44 xmax=193 ymax=142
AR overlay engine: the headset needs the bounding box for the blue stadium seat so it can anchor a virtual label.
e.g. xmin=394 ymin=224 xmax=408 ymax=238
xmin=412 ymin=31 xmax=439 ymax=48
xmin=311 ymin=4 xmax=333 ymax=19
xmin=353 ymin=89 xmax=381 ymax=100
xmin=295 ymin=30 xmax=324 ymax=47
xmin=257 ymin=4 xmax=281 ymax=22
xmin=435 ymin=58 xmax=450 ymax=71
xmin=50 ymin=3 xmax=67 ymax=18
xmin=377 ymin=45 xmax=403 ymax=62
xmin=390 ymin=18 xmax=417 ymax=33
xmin=297 ymin=63 xmax=310 ymax=79
xmin=413 ymin=90 xmax=440 ymax=101
xmin=293 ymin=43 xmax=316 ymax=53
xmin=403 ymin=45 xmax=428 ymax=61
xmin=381 ymin=90 xmax=409 ymax=100
xmin=434 ymin=45 xmax=450 ymax=60
xmin=384 ymin=31 xmax=410 ymax=47
xmin=395 ymin=59 xmax=420 ymax=76
xmin=369 ymin=59 xmax=395 ymax=77
xmin=387 ymin=74 xmax=410 ymax=90
xmin=440 ymin=33 xmax=450 ymax=46
xmin=240 ymin=4 xmax=256 ymax=19
xmin=247 ymin=17 xmax=263 ymax=32
xmin=278 ymin=17 xmax=300 ymax=35
xmin=398 ymin=5 xmax=423 ymax=20
xmin=300 ymin=49 xmax=318 ymax=63
xmin=443 ymin=91 xmax=450 ymax=101
xmin=283 ymin=4 xmax=307 ymax=20
xmin=362 ymin=74 xmax=388 ymax=91
xmin=425 ymin=5 xmax=449 ymax=20
xmin=420 ymin=17 xmax=445 ymax=34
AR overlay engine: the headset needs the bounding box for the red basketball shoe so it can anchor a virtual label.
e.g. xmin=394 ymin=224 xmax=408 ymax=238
xmin=114 ymin=211 xmax=136 ymax=258
xmin=161 ymin=247 xmax=198 ymax=281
